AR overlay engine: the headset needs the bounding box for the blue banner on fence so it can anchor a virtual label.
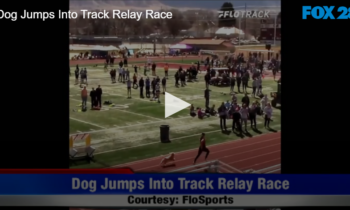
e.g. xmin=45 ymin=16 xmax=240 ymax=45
xmin=1 ymin=174 xmax=350 ymax=195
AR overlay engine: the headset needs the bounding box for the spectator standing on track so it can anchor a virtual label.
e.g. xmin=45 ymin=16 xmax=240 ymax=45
xmin=242 ymin=71 xmax=249 ymax=93
xmin=231 ymin=93 xmax=237 ymax=103
xmin=123 ymin=57 xmax=128 ymax=67
xmin=145 ymin=77 xmax=150 ymax=98
xmin=127 ymin=79 xmax=132 ymax=98
xmin=139 ymin=77 xmax=144 ymax=98
xmin=252 ymin=79 xmax=258 ymax=97
xmin=236 ymin=71 xmax=242 ymax=93
xmin=79 ymin=69 xmax=85 ymax=85
xmin=205 ymin=72 xmax=211 ymax=89
xmin=257 ymin=76 xmax=263 ymax=96
xmin=83 ymin=68 xmax=88 ymax=85
xmin=260 ymin=95 xmax=269 ymax=112
xmin=230 ymin=76 xmax=236 ymax=93
xmin=134 ymin=65 xmax=138 ymax=74
xmin=240 ymin=104 xmax=249 ymax=132
xmin=144 ymin=63 xmax=148 ymax=76
xmin=164 ymin=63 xmax=169 ymax=79
xmin=122 ymin=68 xmax=126 ymax=83
xmin=197 ymin=61 xmax=200 ymax=73
xmin=125 ymin=68 xmax=130 ymax=81
xmin=155 ymin=82 xmax=161 ymax=103
xmin=218 ymin=102 xmax=227 ymax=131
xmin=193 ymin=133 xmax=210 ymax=164
xmin=162 ymin=77 xmax=166 ymax=94
xmin=118 ymin=67 xmax=123 ymax=82
xmin=175 ymin=70 xmax=180 ymax=87
xmin=225 ymin=100 xmax=231 ymax=109
xmin=242 ymin=93 xmax=250 ymax=107
xmin=232 ymin=106 xmax=242 ymax=134
xmin=180 ymin=71 xmax=186 ymax=87
xmin=89 ymin=88 xmax=97 ymax=109
xmin=151 ymin=62 xmax=156 ymax=76
xmin=119 ymin=60 xmax=123 ymax=68
xmin=230 ymin=101 xmax=239 ymax=114
xmin=151 ymin=78 xmax=156 ymax=99
xmin=110 ymin=69 xmax=116 ymax=83
xmin=74 ymin=67 xmax=79 ymax=84
xmin=204 ymin=88 xmax=210 ymax=108
xmin=272 ymin=65 xmax=278 ymax=80
xmin=264 ymin=103 xmax=273 ymax=128
xmin=95 ymin=85 xmax=102 ymax=107
xmin=249 ymin=102 xmax=257 ymax=128
xmin=133 ymin=73 xmax=137 ymax=87
xmin=81 ymin=86 xmax=88 ymax=108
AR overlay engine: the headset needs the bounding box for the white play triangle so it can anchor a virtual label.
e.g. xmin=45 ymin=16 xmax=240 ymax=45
xmin=165 ymin=92 xmax=191 ymax=118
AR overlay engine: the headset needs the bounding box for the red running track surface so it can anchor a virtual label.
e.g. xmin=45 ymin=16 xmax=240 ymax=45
xmin=114 ymin=132 xmax=281 ymax=173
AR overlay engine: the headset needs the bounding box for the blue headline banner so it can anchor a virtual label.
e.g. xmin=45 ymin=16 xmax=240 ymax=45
xmin=0 ymin=174 xmax=350 ymax=195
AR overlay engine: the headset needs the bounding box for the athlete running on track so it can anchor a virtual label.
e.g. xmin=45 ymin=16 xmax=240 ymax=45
xmin=193 ymin=133 xmax=210 ymax=164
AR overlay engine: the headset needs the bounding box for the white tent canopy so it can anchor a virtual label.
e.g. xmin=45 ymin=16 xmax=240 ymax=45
xmin=93 ymin=45 xmax=118 ymax=51
xmin=69 ymin=45 xmax=119 ymax=51
xmin=215 ymin=27 xmax=244 ymax=36
xmin=69 ymin=45 xmax=94 ymax=51
xmin=119 ymin=44 xmax=142 ymax=49
xmin=169 ymin=44 xmax=190 ymax=49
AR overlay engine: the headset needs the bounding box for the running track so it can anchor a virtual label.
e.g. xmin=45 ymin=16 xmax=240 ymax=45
xmin=113 ymin=132 xmax=281 ymax=173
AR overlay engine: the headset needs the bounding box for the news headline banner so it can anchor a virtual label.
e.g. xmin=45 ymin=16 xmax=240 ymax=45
xmin=0 ymin=170 xmax=349 ymax=206
xmin=0 ymin=10 xmax=173 ymax=21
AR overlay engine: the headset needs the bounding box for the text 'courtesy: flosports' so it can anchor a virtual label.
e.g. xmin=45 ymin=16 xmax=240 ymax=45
xmin=0 ymin=9 xmax=173 ymax=21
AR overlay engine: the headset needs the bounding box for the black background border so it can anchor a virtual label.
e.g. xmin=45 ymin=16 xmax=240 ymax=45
xmin=1 ymin=0 xmax=350 ymax=209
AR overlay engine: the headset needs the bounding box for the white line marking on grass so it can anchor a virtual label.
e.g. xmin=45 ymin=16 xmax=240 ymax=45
xmin=106 ymin=92 xmax=166 ymax=106
xmin=70 ymin=117 xmax=106 ymax=129
xmin=95 ymin=123 xmax=280 ymax=155
xmin=70 ymin=115 xmax=195 ymax=135
xmin=112 ymin=108 xmax=161 ymax=121
xmin=70 ymin=98 xmax=161 ymax=121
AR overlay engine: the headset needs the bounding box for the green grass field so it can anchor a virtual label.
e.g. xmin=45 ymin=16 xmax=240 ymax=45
xmin=69 ymin=64 xmax=281 ymax=168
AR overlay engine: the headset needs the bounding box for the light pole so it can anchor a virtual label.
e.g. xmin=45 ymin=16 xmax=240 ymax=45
xmin=273 ymin=14 xmax=278 ymax=46
xmin=153 ymin=39 xmax=157 ymax=54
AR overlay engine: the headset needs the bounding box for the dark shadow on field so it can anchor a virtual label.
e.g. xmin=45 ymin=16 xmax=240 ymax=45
xmin=232 ymin=130 xmax=245 ymax=138
xmin=162 ymin=163 xmax=176 ymax=168
xmin=221 ymin=130 xmax=231 ymax=135
xmin=268 ymin=128 xmax=278 ymax=132
xmin=243 ymin=130 xmax=253 ymax=137
xmin=252 ymin=127 xmax=263 ymax=134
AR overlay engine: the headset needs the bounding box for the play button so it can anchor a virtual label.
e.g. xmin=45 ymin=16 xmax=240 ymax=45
xmin=165 ymin=92 xmax=191 ymax=118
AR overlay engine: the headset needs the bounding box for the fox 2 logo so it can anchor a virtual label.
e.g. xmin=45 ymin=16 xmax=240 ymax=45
xmin=302 ymin=6 xmax=350 ymax=19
